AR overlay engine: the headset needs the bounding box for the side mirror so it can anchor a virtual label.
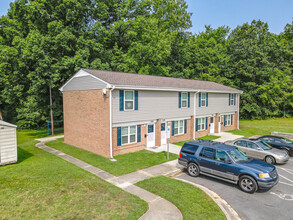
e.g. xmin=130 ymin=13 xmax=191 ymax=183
xmin=257 ymin=147 xmax=263 ymax=151
xmin=224 ymin=159 xmax=233 ymax=164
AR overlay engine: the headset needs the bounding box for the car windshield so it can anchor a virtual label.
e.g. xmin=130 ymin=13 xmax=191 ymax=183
xmin=281 ymin=138 xmax=293 ymax=144
xmin=257 ymin=141 xmax=272 ymax=150
xmin=227 ymin=148 xmax=249 ymax=163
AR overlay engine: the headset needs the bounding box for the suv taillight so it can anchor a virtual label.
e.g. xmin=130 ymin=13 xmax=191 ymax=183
xmin=179 ymin=152 xmax=182 ymax=158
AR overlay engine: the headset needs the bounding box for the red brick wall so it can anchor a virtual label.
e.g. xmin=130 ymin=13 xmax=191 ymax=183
xmin=112 ymin=125 xmax=147 ymax=156
xmin=169 ymin=119 xmax=193 ymax=143
xmin=63 ymin=90 xmax=110 ymax=157
xmin=222 ymin=112 xmax=238 ymax=132
xmin=195 ymin=117 xmax=210 ymax=138
xmin=155 ymin=120 xmax=161 ymax=146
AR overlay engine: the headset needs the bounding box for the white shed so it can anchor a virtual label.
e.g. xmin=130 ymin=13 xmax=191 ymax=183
xmin=0 ymin=120 xmax=17 ymax=166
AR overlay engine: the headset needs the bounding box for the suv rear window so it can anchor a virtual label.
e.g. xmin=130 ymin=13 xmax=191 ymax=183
xmin=199 ymin=147 xmax=215 ymax=159
xmin=181 ymin=144 xmax=199 ymax=155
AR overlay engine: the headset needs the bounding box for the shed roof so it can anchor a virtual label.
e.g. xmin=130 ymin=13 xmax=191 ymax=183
xmin=82 ymin=69 xmax=241 ymax=93
xmin=0 ymin=120 xmax=17 ymax=128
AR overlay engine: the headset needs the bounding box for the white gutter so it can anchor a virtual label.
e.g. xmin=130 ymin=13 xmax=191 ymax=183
xmin=109 ymin=86 xmax=115 ymax=159
xmin=193 ymin=91 xmax=199 ymax=139
xmin=237 ymin=94 xmax=240 ymax=130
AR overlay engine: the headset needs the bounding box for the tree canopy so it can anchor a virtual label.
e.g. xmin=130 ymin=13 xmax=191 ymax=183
xmin=0 ymin=0 xmax=292 ymax=128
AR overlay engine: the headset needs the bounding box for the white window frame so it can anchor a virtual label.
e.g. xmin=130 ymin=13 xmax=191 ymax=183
xmin=197 ymin=117 xmax=206 ymax=131
xmin=225 ymin=114 xmax=232 ymax=126
xmin=230 ymin=94 xmax=235 ymax=105
xmin=124 ymin=90 xmax=134 ymax=111
xmin=201 ymin=93 xmax=207 ymax=107
xmin=121 ymin=125 xmax=137 ymax=145
xmin=181 ymin=92 xmax=188 ymax=108
xmin=174 ymin=120 xmax=184 ymax=135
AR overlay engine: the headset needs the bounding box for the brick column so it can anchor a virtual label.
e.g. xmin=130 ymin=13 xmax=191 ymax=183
xmin=155 ymin=119 xmax=161 ymax=146
xmin=190 ymin=116 xmax=195 ymax=139
xmin=214 ymin=113 xmax=219 ymax=134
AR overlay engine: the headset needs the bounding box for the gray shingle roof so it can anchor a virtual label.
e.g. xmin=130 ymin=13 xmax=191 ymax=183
xmin=83 ymin=69 xmax=242 ymax=93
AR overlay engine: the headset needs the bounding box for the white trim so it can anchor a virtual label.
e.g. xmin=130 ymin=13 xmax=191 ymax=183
xmin=113 ymin=120 xmax=157 ymax=128
xmin=173 ymin=120 xmax=185 ymax=136
xmin=59 ymin=69 xmax=111 ymax=92
xmin=220 ymin=112 xmax=236 ymax=116
xmin=109 ymin=86 xmax=115 ymax=159
xmin=195 ymin=115 xmax=212 ymax=118
xmin=165 ymin=116 xmax=191 ymax=122
xmin=237 ymin=94 xmax=240 ymax=129
xmin=181 ymin=92 xmax=188 ymax=108
xmin=196 ymin=117 xmax=206 ymax=131
xmin=121 ymin=125 xmax=137 ymax=145
xmin=124 ymin=90 xmax=134 ymax=111
xmin=193 ymin=92 xmax=197 ymax=139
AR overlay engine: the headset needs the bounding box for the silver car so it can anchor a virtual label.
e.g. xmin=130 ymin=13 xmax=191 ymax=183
xmin=226 ymin=138 xmax=289 ymax=164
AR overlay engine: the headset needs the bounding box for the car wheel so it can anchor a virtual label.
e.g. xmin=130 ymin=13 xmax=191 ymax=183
xmin=187 ymin=162 xmax=200 ymax=177
xmin=265 ymin=155 xmax=276 ymax=164
xmin=239 ymin=175 xmax=258 ymax=194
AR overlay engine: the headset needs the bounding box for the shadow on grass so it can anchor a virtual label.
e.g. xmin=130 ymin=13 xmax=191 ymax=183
xmin=17 ymin=147 xmax=33 ymax=163
xmin=26 ymin=128 xmax=64 ymax=138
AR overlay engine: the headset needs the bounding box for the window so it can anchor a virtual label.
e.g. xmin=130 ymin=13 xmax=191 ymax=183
xmin=225 ymin=115 xmax=232 ymax=126
xmin=174 ymin=120 xmax=184 ymax=135
xmin=181 ymin=144 xmax=199 ymax=155
xmin=247 ymin=142 xmax=259 ymax=150
xmin=230 ymin=94 xmax=235 ymax=105
xmin=235 ymin=140 xmax=247 ymax=147
xmin=260 ymin=137 xmax=273 ymax=142
xmin=161 ymin=123 xmax=165 ymax=131
xmin=181 ymin=92 xmax=187 ymax=108
xmin=216 ymin=150 xmax=230 ymax=162
xmin=121 ymin=126 xmax=136 ymax=145
xmin=201 ymin=93 xmax=206 ymax=107
xmin=124 ymin=91 xmax=134 ymax=110
xmin=200 ymin=147 xmax=215 ymax=159
xmin=197 ymin=117 xmax=206 ymax=131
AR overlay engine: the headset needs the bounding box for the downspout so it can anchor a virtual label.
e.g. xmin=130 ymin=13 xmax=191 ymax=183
xmin=193 ymin=91 xmax=199 ymax=140
xmin=109 ymin=86 xmax=115 ymax=159
xmin=237 ymin=93 xmax=240 ymax=130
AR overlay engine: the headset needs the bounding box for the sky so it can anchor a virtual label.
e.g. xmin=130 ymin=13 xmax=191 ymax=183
xmin=0 ymin=0 xmax=292 ymax=34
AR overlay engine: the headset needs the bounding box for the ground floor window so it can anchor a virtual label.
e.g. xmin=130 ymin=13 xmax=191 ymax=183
xmin=224 ymin=114 xmax=232 ymax=126
xmin=197 ymin=117 xmax=206 ymax=131
xmin=121 ymin=125 xmax=137 ymax=145
xmin=174 ymin=120 xmax=184 ymax=135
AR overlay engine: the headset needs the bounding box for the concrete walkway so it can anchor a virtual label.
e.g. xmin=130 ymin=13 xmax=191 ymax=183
xmin=35 ymin=136 xmax=182 ymax=220
xmin=213 ymin=132 xmax=243 ymax=143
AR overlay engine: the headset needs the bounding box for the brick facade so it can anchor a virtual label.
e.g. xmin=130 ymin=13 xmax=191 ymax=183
xmin=63 ymin=90 xmax=111 ymax=157
xmin=169 ymin=118 xmax=193 ymax=143
xmin=155 ymin=120 xmax=161 ymax=146
xmin=221 ymin=112 xmax=238 ymax=132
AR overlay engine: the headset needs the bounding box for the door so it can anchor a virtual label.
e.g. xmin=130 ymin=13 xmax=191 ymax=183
xmin=210 ymin=117 xmax=215 ymax=134
xmin=218 ymin=116 xmax=221 ymax=133
xmin=198 ymin=147 xmax=216 ymax=174
xmin=246 ymin=141 xmax=265 ymax=160
xmin=213 ymin=150 xmax=238 ymax=181
xmin=147 ymin=124 xmax=155 ymax=148
xmin=161 ymin=123 xmax=166 ymax=145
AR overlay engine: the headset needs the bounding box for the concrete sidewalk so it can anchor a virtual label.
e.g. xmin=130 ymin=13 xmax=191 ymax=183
xmin=35 ymin=136 xmax=182 ymax=220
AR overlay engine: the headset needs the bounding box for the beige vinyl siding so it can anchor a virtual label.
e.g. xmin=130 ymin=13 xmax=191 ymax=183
xmin=112 ymin=90 xmax=194 ymax=124
xmin=0 ymin=126 xmax=17 ymax=165
xmin=196 ymin=93 xmax=238 ymax=116
xmin=63 ymin=76 xmax=107 ymax=91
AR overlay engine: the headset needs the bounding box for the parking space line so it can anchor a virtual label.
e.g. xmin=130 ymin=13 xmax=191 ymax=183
xmin=279 ymin=174 xmax=293 ymax=183
xmin=279 ymin=181 xmax=293 ymax=187
xmin=279 ymin=168 xmax=293 ymax=175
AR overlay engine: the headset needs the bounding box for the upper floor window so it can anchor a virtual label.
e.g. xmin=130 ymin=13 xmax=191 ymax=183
xmin=124 ymin=90 xmax=134 ymax=110
xmin=199 ymin=92 xmax=208 ymax=107
xmin=182 ymin=92 xmax=187 ymax=108
xmin=229 ymin=94 xmax=236 ymax=106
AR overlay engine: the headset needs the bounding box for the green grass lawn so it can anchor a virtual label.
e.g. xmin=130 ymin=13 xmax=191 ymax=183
xmin=0 ymin=131 xmax=147 ymax=219
xmin=229 ymin=118 xmax=293 ymax=138
xmin=172 ymin=135 xmax=219 ymax=146
xmin=46 ymin=138 xmax=178 ymax=176
xmin=136 ymin=176 xmax=225 ymax=220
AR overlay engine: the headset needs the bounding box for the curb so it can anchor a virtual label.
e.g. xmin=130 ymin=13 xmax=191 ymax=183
xmin=174 ymin=177 xmax=241 ymax=220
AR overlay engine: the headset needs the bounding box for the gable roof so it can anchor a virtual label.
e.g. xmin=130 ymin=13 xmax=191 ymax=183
xmin=0 ymin=120 xmax=17 ymax=128
xmin=61 ymin=68 xmax=242 ymax=93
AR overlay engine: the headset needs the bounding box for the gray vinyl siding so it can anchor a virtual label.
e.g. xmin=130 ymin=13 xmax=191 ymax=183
xmin=112 ymin=90 xmax=194 ymax=123
xmin=0 ymin=126 xmax=17 ymax=165
xmin=63 ymin=76 xmax=107 ymax=91
xmin=196 ymin=93 xmax=237 ymax=116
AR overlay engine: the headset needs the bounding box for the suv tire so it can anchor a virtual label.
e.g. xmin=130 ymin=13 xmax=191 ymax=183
xmin=265 ymin=155 xmax=276 ymax=164
xmin=187 ymin=162 xmax=200 ymax=177
xmin=239 ymin=175 xmax=258 ymax=193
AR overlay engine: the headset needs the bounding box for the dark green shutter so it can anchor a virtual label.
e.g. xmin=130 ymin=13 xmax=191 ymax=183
xmin=117 ymin=127 xmax=122 ymax=146
xmin=229 ymin=94 xmax=231 ymax=106
xmin=188 ymin=92 xmax=190 ymax=108
xmin=231 ymin=114 xmax=233 ymax=125
xmin=234 ymin=94 xmax=236 ymax=106
xmin=196 ymin=119 xmax=198 ymax=131
xmin=119 ymin=90 xmax=124 ymax=111
xmin=184 ymin=120 xmax=187 ymax=133
xmin=199 ymin=93 xmax=201 ymax=107
xmin=206 ymin=93 xmax=208 ymax=107
xmin=135 ymin=91 xmax=138 ymax=110
xmin=137 ymin=125 xmax=141 ymax=142
xmin=224 ymin=115 xmax=227 ymax=126
xmin=178 ymin=92 xmax=181 ymax=108
xmin=205 ymin=117 xmax=208 ymax=130
xmin=172 ymin=121 xmax=175 ymax=136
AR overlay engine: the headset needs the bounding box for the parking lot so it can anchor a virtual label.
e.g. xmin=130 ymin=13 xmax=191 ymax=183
xmin=177 ymin=158 xmax=293 ymax=220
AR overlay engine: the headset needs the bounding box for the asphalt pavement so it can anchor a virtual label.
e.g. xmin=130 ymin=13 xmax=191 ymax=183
xmin=177 ymin=158 xmax=293 ymax=220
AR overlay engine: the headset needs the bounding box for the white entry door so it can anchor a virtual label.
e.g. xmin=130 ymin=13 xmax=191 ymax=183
xmin=161 ymin=123 xmax=166 ymax=145
xmin=147 ymin=124 xmax=155 ymax=147
xmin=218 ymin=116 xmax=221 ymax=133
xmin=210 ymin=117 xmax=215 ymax=134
